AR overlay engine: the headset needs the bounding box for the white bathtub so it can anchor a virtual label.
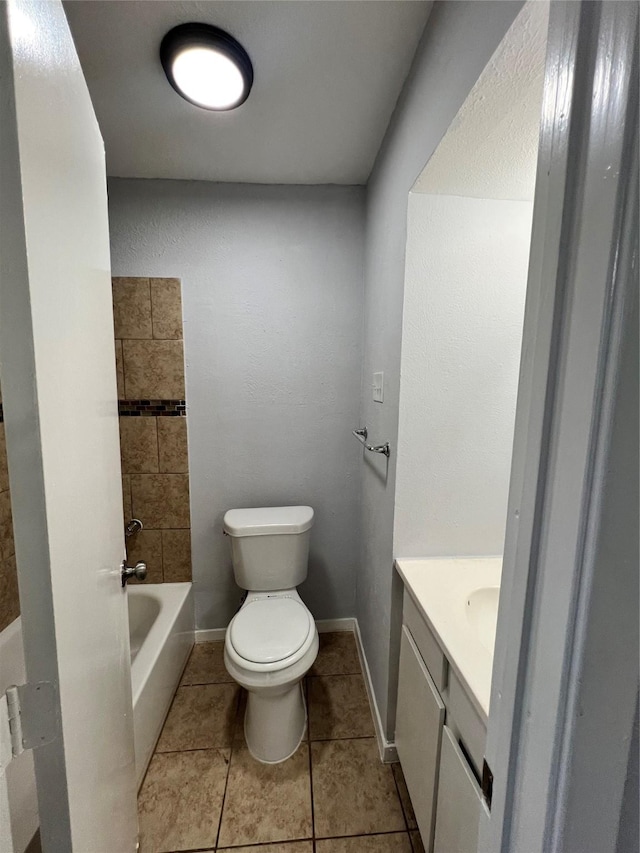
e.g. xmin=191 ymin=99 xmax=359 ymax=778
xmin=128 ymin=582 xmax=194 ymax=787
xmin=0 ymin=583 xmax=193 ymax=849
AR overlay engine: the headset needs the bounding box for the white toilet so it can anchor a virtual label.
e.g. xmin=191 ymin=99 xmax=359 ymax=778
xmin=223 ymin=505 xmax=319 ymax=764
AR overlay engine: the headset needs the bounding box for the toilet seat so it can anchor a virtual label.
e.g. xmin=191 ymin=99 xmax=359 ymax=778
xmin=225 ymin=592 xmax=316 ymax=674
xmin=230 ymin=596 xmax=312 ymax=663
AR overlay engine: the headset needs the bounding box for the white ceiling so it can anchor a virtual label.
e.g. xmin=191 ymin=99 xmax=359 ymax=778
xmin=63 ymin=1 xmax=432 ymax=185
xmin=413 ymin=0 xmax=548 ymax=201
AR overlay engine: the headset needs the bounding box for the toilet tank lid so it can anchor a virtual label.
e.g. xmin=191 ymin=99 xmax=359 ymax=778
xmin=223 ymin=505 xmax=314 ymax=537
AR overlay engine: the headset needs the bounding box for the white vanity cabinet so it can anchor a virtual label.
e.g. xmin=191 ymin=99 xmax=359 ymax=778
xmin=396 ymin=626 xmax=445 ymax=849
xmin=433 ymin=726 xmax=484 ymax=853
xmin=395 ymin=588 xmax=487 ymax=853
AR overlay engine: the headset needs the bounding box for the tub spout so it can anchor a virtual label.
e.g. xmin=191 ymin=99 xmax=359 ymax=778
xmin=125 ymin=518 xmax=143 ymax=539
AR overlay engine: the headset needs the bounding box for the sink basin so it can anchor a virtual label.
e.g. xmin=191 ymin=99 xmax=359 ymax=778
xmin=396 ymin=557 xmax=503 ymax=717
xmin=465 ymin=586 xmax=500 ymax=653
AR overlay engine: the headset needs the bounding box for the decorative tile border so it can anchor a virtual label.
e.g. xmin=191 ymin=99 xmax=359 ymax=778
xmin=0 ymin=402 xmax=186 ymax=421
xmin=119 ymin=399 xmax=186 ymax=417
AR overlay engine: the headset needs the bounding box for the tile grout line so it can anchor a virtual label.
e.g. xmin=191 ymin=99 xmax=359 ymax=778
xmin=305 ymin=678 xmax=317 ymax=853
xmin=218 ymin=840 xmax=316 ymax=851
xmin=180 ymin=830 xmax=415 ymax=853
xmin=391 ymin=764 xmax=412 ymax=835
xmin=158 ymin=438 xmax=164 ymax=582
xmin=154 ymin=742 xmax=234 ymax=756
xmin=147 ymin=278 xmax=154 ymax=340
xmin=154 ymin=682 xmax=239 ymax=755
xmin=309 ymin=734 xmax=378 ymax=744
xmin=125 ymin=469 xmax=133 ymax=526
xmin=389 ymin=762 xmax=424 ymax=850
xmin=306 ymin=671 xmax=363 ymax=679
xmin=315 ymin=829 xmax=413 ymax=841
xmin=154 ymin=413 xmax=160 ymax=475
xmin=214 ymin=688 xmax=243 ymax=851
xmin=116 ymin=337 xmax=125 ymax=398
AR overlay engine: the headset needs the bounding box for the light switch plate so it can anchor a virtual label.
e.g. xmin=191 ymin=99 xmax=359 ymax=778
xmin=373 ymin=372 xmax=384 ymax=403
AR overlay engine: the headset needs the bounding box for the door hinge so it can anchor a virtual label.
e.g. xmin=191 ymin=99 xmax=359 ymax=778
xmin=1 ymin=682 xmax=58 ymax=762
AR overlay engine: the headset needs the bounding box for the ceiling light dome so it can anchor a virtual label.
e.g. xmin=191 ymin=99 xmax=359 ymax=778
xmin=160 ymin=23 xmax=253 ymax=111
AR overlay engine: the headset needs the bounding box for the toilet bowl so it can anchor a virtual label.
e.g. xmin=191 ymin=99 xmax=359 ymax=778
xmin=222 ymin=506 xmax=318 ymax=763
xmin=224 ymin=589 xmax=318 ymax=762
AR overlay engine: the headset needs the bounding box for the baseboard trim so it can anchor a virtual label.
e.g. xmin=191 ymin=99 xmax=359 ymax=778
xmin=316 ymin=617 xmax=356 ymax=633
xmin=353 ymin=620 xmax=398 ymax=764
xmin=194 ymin=628 xmax=226 ymax=643
xmin=195 ymin=617 xmax=356 ymax=643
xmin=194 ymin=617 xmax=398 ymax=762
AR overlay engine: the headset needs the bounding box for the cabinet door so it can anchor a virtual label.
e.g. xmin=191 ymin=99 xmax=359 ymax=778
xmin=434 ymin=726 xmax=484 ymax=853
xmin=396 ymin=625 xmax=445 ymax=852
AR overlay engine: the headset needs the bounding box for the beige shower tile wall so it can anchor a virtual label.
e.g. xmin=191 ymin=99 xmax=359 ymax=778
xmin=113 ymin=277 xmax=192 ymax=583
xmin=0 ymin=383 xmax=19 ymax=631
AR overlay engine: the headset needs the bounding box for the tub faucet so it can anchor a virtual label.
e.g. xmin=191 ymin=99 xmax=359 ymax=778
xmin=125 ymin=518 xmax=143 ymax=539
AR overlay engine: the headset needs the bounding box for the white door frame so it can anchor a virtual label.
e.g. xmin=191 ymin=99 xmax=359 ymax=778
xmin=481 ymin=2 xmax=638 ymax=851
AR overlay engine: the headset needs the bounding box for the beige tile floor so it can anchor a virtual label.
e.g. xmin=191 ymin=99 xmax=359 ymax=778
xmin=138 ymin=632 xmax=425 ymax=853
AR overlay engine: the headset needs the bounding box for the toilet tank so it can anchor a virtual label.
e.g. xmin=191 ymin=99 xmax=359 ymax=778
xmin=223 ymin=506 xmax=314 ymax=591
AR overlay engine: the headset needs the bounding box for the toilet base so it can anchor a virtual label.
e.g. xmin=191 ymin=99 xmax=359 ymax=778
xmin=244 ymin=680 xmax=307 ymax=764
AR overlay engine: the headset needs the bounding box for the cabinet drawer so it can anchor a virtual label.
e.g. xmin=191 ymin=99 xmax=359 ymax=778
xmin=396 ymin=625 xmax=445 ymax=853
xmin=446 ymin=669 xmax=486 ymax=776
xmin=403 ymin=590 xmax=448 ymax=692
xmin=434 ymin=726 xmax=484 ymax=853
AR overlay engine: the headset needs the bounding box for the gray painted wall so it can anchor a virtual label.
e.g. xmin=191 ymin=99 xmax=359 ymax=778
xmin=108 ymin=180 xmax=365 ymax=629
xmin=357 ymin=0 xmax=523 ymax=736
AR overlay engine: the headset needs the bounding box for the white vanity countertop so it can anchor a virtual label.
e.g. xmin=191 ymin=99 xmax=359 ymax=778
xmin=395 ymin=556 xmax=502 ymax=721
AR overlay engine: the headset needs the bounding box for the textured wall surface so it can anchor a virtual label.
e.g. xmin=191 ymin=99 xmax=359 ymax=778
xmin=413 ymin=0 xmax=548 ymax=200
xmin=108 ymin=180 xmax=365 ymax=628
xmin=357 ymin=0 xmax=523 ymax=737
xmin=395 ymin=194 xmax=532 ymax=558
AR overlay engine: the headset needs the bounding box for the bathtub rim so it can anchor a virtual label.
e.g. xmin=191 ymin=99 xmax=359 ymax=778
xmin=128 ymin=581 xmax=194 ymax=788
xmin=128 ymin=581 xmax=193 ymax=707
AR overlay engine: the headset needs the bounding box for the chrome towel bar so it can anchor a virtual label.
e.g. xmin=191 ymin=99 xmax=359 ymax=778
xmin=352 ymin=427 xmax=391 ymax=458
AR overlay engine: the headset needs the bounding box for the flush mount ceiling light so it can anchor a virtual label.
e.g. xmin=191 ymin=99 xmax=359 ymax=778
xmin=160 ymin=23 xmax=253 ymax=111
